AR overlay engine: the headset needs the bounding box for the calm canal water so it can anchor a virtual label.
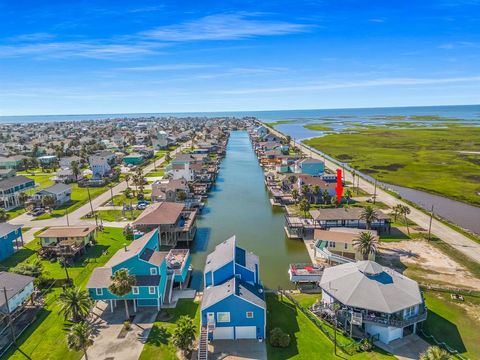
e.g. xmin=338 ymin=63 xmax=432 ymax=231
xmin=189 ymin=131 xmax=310 ymax=290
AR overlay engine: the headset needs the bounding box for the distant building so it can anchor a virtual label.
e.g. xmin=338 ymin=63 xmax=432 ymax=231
xmin=123 ymin=153 xmax=145 ymax=166
xmin=0 ymin=168 xmax=16 ymax=180
xmin=89 ymin=156 xmax=111 ymax=178
xmin=153 ymin=130 xmax=169 ymax=150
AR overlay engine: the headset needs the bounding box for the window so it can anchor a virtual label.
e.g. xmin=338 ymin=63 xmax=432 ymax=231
xmin=96 ymin=288 xmax=103 ymax=296
xmin=329 ymin=241 xmax=335 ymax=248
xmin=345 ymin=243 xmax=348 ymax=250
xmin=246 ymin=311 xmax=254 ymax=319
xmin=150 ymin=267 xmax=158 ymax=275
xmin=149 ymin=286 xmax=156 ymax=294
xmin=217 ymin=312 xmax=230 ymax=323
xmin=132 ymin=286 xmax=139 ymax=295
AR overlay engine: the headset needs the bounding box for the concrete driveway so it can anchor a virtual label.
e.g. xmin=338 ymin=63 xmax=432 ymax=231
xmin=209 ymin=339 xmax=267 ymax=360
xmin=85 ymin=301 xmax=158 ymax=360
xmin=375 ymin=334 xmax=430 ymax=360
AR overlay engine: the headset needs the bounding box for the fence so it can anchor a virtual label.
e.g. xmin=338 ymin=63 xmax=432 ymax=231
xmin=279 ymin=290 xmax=361 ymax=356
xmin=418 ymin=328 xmax=469 ymax=360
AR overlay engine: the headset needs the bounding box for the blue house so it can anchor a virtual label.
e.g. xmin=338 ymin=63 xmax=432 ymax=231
xmin=294 ymin=158 xmax=325 ymax=176
xmin=201 ymin=236 xmax=266 ymax=341
xmin=0 ymin=224 xmax=23 ymax=261
xmin=87 ymin=229 xmax=191 ymax=311
xmin=253 ymin=125 xmax=268 ymax=138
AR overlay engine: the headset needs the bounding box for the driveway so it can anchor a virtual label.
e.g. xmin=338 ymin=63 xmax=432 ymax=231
xmin=267 ymin=125 xmax=480 ymax=264
xmin=209 ymin=339 xmax=267 ymax=360
xmin=85 ymin=300 xmax=158 ymax=360
xmin=375 ymin=334 xmax=430 ymax=360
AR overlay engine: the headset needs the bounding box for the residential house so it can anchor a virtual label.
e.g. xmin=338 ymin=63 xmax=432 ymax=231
xmin=153 ymin=130 xmax=169 ymax=150
xmin=0 ymin=224 xmax=23 ymax=261
xmin=123 ymin=153 xmax=145 ymax=166
xmin=151 ymin=178 xmax=190 ymax=203
xmin=37 ymin=226 xmax=96 ymax=257
xmin=38 ymin=155 xmax=58 ymax=167
xmin=314 ymin=228 xmax=378 ymax=264
xmin=59 ymin=155 xmax=81 ymax=169
xmin=201 ymin=236 xmax=266 ymax=341
xmin=294 ymin=158 xmax=325 ymax=176
xmin=0 ymin=175 xmax=35 ymax=210
xmin=310 ymin=207 xmax=391 ymax=232
xmin=0 ymin=272 xmax=35 ymax=314
xmin=33 ymin=183 xmax=72 ymax=207
xmin=0 ymin=155 xmax=28 ymax=170
xmin=87 ymin=229 xmax=192 ymax=311
xmin=89 ymin=155 xmax=111 ymax=179
xmin=318 ymin=261 xmax=426 ymax=344
xmin=133 ymin=202 xmax=197 ymax=247
xmin=0 ymin=169 xmax=16 ymax=180
xmin=54 ymin=168 xmax=83 ymax=183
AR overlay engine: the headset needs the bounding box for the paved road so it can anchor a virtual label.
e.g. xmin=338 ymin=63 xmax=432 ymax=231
xmin=9 ymin=145 xmax=186 ymax=232
xmin=266 ymin=125 xmax=480 ymax=263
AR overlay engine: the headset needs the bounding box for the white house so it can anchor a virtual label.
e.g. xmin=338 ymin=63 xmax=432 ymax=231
xmin=318 ymin=261 xmax=426 ymax=344
xmin=153 ymin=130 xmax=169 ymax=150
xmin=89 ymin=156 xmax=111 ymax=179
xmin=33 ymin=183 xmax=72 ymax=207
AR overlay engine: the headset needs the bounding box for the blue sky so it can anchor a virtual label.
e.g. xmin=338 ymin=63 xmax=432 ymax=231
xmin=1 ymin=0 xmax=479 ymax=115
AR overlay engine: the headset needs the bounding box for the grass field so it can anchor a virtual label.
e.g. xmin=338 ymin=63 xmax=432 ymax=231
xmin=139 ymin=299 xmax=200 ymax=360
xmin=95 ymin=209 xmax=142 ymax=222
xmin=303 ymin=124 xmax=333 ymax=131
xmin=0 ymin=227 xmax=130 ymax=360
xmin=266 ymin=293 xmax=395 ymax=360
xmin=421 ymin=291 xmax=480 ymax=359
xmin=304 ymin=126 xmax=480 ymax=206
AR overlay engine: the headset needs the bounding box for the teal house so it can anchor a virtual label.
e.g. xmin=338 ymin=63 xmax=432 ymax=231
xmin=0 ymin=224 xmax=23 ymax=261
xmin=294 ymin=158 xmax=325 ymax=176
xmin=123 ymin=153 xmax=145 ymax=166
xmin=87 ymin=229 xmax=191 ymax=311
xmin=201 ymin=236 xmax=266 ymax=341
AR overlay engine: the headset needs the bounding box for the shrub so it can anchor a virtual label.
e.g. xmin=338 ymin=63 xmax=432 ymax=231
xmin=269 ymin=327 xmax=291 ymax=348
xmin=123 ymin=320 xmax=131 ymax=330
xmin=360 ymin=338 xmax=373 ymax=351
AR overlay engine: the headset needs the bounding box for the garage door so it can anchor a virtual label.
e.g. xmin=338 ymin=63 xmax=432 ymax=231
xmin=213 ymin=326 xmax=234 ymax=340
xmin=235 ymin=326 xmax=257 ymax=339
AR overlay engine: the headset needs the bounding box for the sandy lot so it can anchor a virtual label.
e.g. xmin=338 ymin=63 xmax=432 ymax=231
xmin=379 ymin=239 xmax=480 ymax=290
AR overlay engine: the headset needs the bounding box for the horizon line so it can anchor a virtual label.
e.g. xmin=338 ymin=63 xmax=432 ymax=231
xmin=1 ymin=102 xmax=480 ymax=119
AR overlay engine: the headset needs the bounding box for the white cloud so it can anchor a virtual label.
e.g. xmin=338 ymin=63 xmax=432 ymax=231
xmin=119 ymin=63 xmax=214 ymax=71
xmin=141 ymin=13 xmax=311 ymax=42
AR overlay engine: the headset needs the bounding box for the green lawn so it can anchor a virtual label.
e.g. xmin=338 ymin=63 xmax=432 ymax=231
xmin=290 ymin=292 xmax=319 ymax=308
xmin=139 ymin=299 xmax=201 ymax=360
xmin=303 ymin=124 xmax=333 ymax=131
xmin=0 ymin=227 xmax=131 ymax=360
xmin=266 ymin=293 xmax=395 ymax=360
xmin=147 ymin=169 xmax=165 ymax=177
xmin=420 ymin=291 xmax=480 ymax=359
xmin=95 ymin=209 xmax=142 ymax=222
xmin=304 ymin=126 xmax=480 ymax=206
xmin=34 ymin=183 xmax=116 ymax=220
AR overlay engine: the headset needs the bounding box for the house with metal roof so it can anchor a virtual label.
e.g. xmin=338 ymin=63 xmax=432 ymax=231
xmin=0 ymin=272 xmax=35 ymax=314
xmin=317 ymin=261 xmax=426 ymax=344
xmin=37 ymin=226 xmax=96 ymax=258
xmin=294 ymin=157 xmax=325 ymax=176
xmin=32 ymin=183 xmax=72 ymax=207
xmin=200 ymin=236 xmax=266 ymax=341
xmin=86 ymin=229 xmax=191 ymax=311
xmin=0 ymin=224 xmax=23 ymax=261
xmin=0 ymin=175 xmax=35 ymax=210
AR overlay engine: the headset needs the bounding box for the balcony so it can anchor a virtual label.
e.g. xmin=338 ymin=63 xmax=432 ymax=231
xmin=289 ymin=263 xmax=324 ymax=283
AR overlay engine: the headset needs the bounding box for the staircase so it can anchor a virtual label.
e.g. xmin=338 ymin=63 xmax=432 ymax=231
xmin=198 ymin=326 xmax=208 ymax=360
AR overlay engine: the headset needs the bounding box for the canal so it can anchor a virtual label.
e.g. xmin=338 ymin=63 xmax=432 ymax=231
xmin=189 ymin=131 xmax=311 ymax=290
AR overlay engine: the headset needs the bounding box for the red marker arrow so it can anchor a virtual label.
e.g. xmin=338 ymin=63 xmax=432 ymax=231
xmin=336 ymin=169 xmax=343 ymax=204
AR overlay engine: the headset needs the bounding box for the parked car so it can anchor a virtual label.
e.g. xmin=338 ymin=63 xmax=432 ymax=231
xmin=29 ymin=208 xmax=45 ymax=216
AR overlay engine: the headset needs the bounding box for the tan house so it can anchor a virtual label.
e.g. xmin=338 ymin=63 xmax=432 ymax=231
xmin=314 ymin=228 xmax=378 ymax=264
xmin=37 ymin=226 xmax=97 ymax=257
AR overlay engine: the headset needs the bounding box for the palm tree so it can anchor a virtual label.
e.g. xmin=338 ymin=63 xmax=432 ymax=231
xmin=360 ymin=205 xmax=378 ymax=230
xmin=19 ymin=192 xmax=29 ymax=207
xmin=13 ymin=258 xmax=43 ymax=277
xmin=124 ymin=173 xmax=131 ymax=188
xmin=108 ymin=268 xmax=136 ymax=319
xmin=71 ymin=161 xmax=80 ymax=182
xmin=419 ymin=346 xmax=452 ymax=360
xmin=59 ymin=287 xmax=92 ymax=322
xmin=291 ymin=189 xmax=299 ymax=204
xmin=330 ymin=195 xmax=338 ymax=207
xmin=392 ymin=204 xmax=403 ymax=222
xmin=42 ymin=194 xmax=55 ymax=212
xmin=322 ymin=189 xmax=330 ymax=205
xmin=399 ymin=205 xmax=411 ymax=235
xmin=299 ymin=198 xmax=311 ymax=218
xmin=345 ymin=189 xmax=353 ymax=205
xmin=351 ymin=169 xmax=356 ymax=193
xmin=301 ymin=184 xmax=310 ymax=201
xmin=288 ymin=175 xmax=296 ymax=189
xmin=353 ymin=231 xmax=379 ymax=260
xmin=312 ymin=185 xmax=320 ymax=205
xmin=172 ymin=315 xmax=196 ymax=355
xmin=67 ymin=321 xmax=94 ymax=360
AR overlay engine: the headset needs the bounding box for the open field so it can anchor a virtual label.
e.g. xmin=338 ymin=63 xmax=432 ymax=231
xmin=0 ymin=227 xmax=131 ymax=360
xmin=139 ymin=299 xmax=200 ymax=360
xmin=303 ymin=124 xmax=333 ymax=131
xmin=421 ymin=290 xmax=480 ymax=359
xmin=304 ymin=126 xmax=480 ymax=206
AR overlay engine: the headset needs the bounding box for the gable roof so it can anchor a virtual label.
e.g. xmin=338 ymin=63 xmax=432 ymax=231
xmin=310 ymin=207 xmax=390 ymax=221
xmin=0 ymin=272 xmax=34 ymax=310
xmin=201 ymin=277 xmax=266 ymax=310
xmin=37 ymin=183 xmax=71 ymax=195
xmin=133 ymin=202 xmax=184 ymax=226
xmin=0 ymin=223 xmax=21 ymax=238
xmin=37 ymin=226 xmax=96 ymax=238
xmin=0 ymin=175 xmax=34 ymax=191
xmin=204 ymin=236 xmax=236 ymax=274
xmin=320 ymin=261 xmax=422 ymax=314
xmin=105 ymin=229 xmax=157 ymax=267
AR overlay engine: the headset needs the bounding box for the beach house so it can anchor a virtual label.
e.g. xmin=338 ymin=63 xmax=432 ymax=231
xmin=0 ymin=175 xmax=35 ymax=210
xmin=201 ymin=236 xmax=266 ymax=341
xmin=0 ymin=224 xmax=23 ymax=261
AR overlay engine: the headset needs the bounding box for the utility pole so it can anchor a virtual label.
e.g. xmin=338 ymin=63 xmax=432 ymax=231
xmin=342 ymin=163 xmax=346 ymax=184
xmin=373 ymin=180 xmax=377 ymax=204
xmin=65 ymin=207 xmax=70 ymax=226
xmin=3 ymin=287 xmax=17 ymax=347
xmin=87 ymin=188 xmax=94 ymax=216
xmin=428 ymin=205 xmax=434 ymax=240
xmin=110 ymin=185 xmax=114 ymax=205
